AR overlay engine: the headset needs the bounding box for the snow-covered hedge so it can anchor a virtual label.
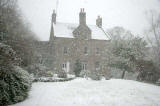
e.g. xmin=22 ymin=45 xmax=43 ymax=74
xmin=58 ymin=70 xmax=67 ymax=78
xmin=0 ymin=43 xmax=32 ymax=105
xmin=156 ymin=79 xmax=160 ymax=86
xmin=33 ymin=77 xmax=75 ymax=82
xmin=0 ymin=66 xmax=32 ymax=105
xmin=33 ymin=74 xmax=75 ymax=82
xmin=80 ymin=70 xmax=110 ymax=80
xmin=26 ymin=64 xmax=53 ymax=77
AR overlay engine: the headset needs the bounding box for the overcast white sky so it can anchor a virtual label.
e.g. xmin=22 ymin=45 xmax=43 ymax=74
xmin=18 ymin=0 xmax=160 ymax=41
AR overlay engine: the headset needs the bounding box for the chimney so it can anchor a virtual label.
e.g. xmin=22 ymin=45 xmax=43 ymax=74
xmin=79 ymin=8 xmax=86 ymax=25
xmin=96 ymin=16 xmax=102 ymax=28
xmin=49 ymin=19 xmax=54 ymax=41
xmin=52 ymin=10 xmax=56 ymax=24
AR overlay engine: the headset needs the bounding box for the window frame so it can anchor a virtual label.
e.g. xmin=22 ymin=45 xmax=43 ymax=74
xmin=62 ymin=63 xmax=67 ymax=69
xmin=63 ymin=47 xmax=68 ymax=55
xmin=96 ymin=47 xmax=100 ymax=55
xmin=82 ymin=62 xmax=87 ymax=71
xmin=84 ymin=46 xmax=88 ymax=55
xmin=95 ymin=61 xmax=100 ymax=70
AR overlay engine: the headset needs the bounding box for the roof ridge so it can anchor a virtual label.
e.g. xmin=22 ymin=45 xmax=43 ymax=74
xmin=56 ymin=21 xmax=101 ymax=27
xmin=53 ymin=22 xmax=109 ymax=40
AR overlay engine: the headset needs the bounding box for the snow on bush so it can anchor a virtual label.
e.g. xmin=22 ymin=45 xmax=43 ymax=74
xmin=80 ymin=70 xmax=110 ymax=80
xmin=0 ymin=43 xmax=31 ymax=105
xmin=58 ymin=70 xmax=67 ymax=78
xmin=26 ymin=64 xmax=53 ymax=78
xmin=156 ymin=79 xmax=160 ymax=86
xmin=0 ymin=66 xmax=32 ymax=105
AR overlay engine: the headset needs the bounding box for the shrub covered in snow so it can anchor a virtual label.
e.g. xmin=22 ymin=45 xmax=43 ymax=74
xmin=88 ymin=71 xmax=101 ymax=80
xmin=33 ymin=77 xmax=75 ymax=82
xmin=58 ymin=70 xmax=67 ymax=78
xmin=80 ymin=70 xmax=110 ymax=80
xmin=74 ymin=59 xmax=82 ymax=77
xmin=156 ymin=79 xmax=160 ymax=86
xmin=0 ymin=43 xmax=31 ymax=105
xmin=80 ymin=70 xmax=89 ymax=77
xmin=26 ymin=64 xmax=53 ymax=78
xmin=0 ymin=43 xmax=21 ymax=66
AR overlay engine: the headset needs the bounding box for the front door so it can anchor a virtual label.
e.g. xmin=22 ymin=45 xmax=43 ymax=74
xmin=62 ymin=61 xmax=70 ymax=73
xmin=66 ymin=61 xmax=70 ymax=73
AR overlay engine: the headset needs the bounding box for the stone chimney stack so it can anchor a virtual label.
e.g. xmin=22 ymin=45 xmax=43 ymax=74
xmin=52 ymin=10 xmax=56 ymax=24
xmin=79 ymin=8 xmax=86 ymax=25
xmin=96 ymin=16 xmax=102 ymax=28
xmin=73 ymin=8 xmax=91 ymax=39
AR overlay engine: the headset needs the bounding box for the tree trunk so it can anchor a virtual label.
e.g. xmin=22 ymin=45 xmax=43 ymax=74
xmin=121 ymin=70 xmax=126 ymax=79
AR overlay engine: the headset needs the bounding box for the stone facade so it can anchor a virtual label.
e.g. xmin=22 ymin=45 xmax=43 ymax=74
xmin=36 ymin=9 xmax=110 ymax=75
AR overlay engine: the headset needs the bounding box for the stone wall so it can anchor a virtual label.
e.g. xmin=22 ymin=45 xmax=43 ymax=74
xmin=52 ymin=37 xmax=110 ymax=75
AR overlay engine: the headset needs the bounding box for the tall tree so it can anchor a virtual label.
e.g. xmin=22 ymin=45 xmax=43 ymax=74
xmin=145 ymin=10 xmax=160 ymax=69
xmin=108 ymin=27 xmax=148 ymax=79
xmin=0 ymin=0 xmax=38 ymax=67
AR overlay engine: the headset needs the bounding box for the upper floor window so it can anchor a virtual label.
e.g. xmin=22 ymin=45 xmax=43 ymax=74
xmin=84 ymin=47 xmax=88 ymax=55
xmin=64 ymin=47 xmax=68 ymax=54
xmin=95 ymin=61 xmax=100 ymax=70
xmin=96 ymin=48 xmax=100 ymax=55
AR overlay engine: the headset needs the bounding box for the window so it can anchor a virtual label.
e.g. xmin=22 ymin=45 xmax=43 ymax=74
xmin=95 ymin=61 xmax=100 ymax=70
xmin=62 ymin=63 xmax=67 ymax=69
xmin=84 ymin=47 xmax=88 ymax=55
xmin=96 ymin=48 xmax=100 ymax=55
xmin=82 ymin=63 xmax=87 ymax=70
xmin=64 ymin=47 xmax=68 ymax=54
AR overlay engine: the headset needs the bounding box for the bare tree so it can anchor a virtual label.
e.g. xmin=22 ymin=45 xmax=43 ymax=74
xmin=0 ymin=0 xmax=17 ymax=8
xmin=0 ymin=0 xmax=38 ymax=67
xmin=145 ymin=10 xmax=160 ymax=68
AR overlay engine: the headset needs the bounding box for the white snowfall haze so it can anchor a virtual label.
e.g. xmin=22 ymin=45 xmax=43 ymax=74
xmin=11 ymin=78 xmax=160 ymax=106
xmin=18 ymin=0 xmax=160 ymax=41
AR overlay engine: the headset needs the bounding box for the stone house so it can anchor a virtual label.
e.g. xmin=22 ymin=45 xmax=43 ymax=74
xmin=36 ymin=8 xmax=110 ymax=75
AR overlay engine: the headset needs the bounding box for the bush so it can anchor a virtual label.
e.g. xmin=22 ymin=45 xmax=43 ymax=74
xmin=0 ymin=43 xmax=31 ymax=105
xmin=0 ymin=66 xmax=31 ymax=105
xmin=89 ymin=72 xmax=101 ymax=80
xmin=80 ymin=70 xmax=90 ymax=78
xmin=136 ymin=60 xmax=160 ymax=83
xmin=25 ymin=64 xmax=52 ymax=78
xmin=156 ymin=79 xmax=160 ymax=86
xmin=45 ymin=71 xmax=53 ymax=77
xmin=74 ymin=59 xmax=82 ymax=77
xmin=58 ymin=70 xmax=67 ymax=78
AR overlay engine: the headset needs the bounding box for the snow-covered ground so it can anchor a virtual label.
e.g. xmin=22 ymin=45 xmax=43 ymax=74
xmin=11 ymin=78 xmax=160 ymax=106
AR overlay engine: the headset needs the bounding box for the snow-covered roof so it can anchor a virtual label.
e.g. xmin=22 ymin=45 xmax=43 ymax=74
xmin=53 ymin=22 xmax=109 ymax=40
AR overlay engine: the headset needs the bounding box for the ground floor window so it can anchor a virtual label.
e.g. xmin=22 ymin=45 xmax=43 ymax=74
xmin=84 ymin=47 xmax=88 ymax=55
xmin=82 ymin=63 xmax=87 ymax=71
xmin=62 ymin=63 xmax=67 ymax=69
xmin=63 ymin=47 xmax=68 ymax=54
xmin=62 ymin=62 xmax=70 ymax=72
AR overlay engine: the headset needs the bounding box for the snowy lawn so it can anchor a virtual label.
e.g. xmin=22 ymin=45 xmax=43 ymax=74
xmin=11 ymin=78 xmax=160 ymax=106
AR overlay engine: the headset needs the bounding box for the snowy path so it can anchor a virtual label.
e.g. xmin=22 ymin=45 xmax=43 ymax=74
xmin=11 ymin=78 xmax=160 ymax=106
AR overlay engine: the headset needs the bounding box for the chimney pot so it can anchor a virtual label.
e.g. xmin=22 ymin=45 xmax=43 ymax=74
xmin=52 ymin=9 xmax=57 ymax=24
xmin=79 ymin=8 xmax=86 ymax=25
xmin=96 ymin=15 xmax=102 ymax=28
